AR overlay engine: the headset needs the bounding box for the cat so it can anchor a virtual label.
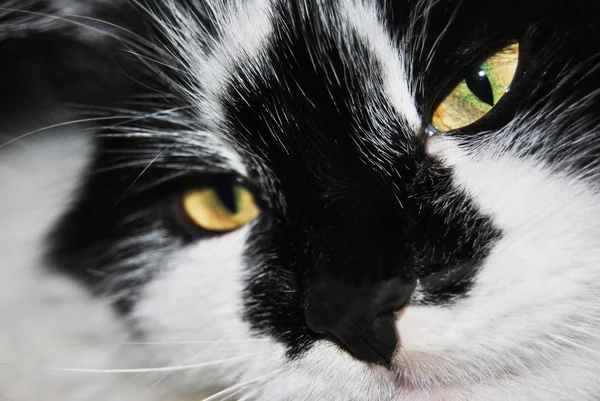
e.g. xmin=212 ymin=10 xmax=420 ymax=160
xmin=1 ymin=0 xmax=600 ymax=400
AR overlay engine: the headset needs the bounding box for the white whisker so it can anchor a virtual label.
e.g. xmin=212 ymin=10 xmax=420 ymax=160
xmin=113 ymin=143 xmax=176 ymax=205
xmin=547 ymin=333 xmax=600 ymax=359
xmin=424 ymin=0 xmax=466 ymax=70
xmin=46 ymin=339 xmax=269 ymax=347
xmin=45 ymin=338 xmax=269 ymax=347
xmin=214 ymin=386 xmax=250 ymax=401
xmin=201 ymin=369 xmax=283 ymax=401
xmin=0 ymin=7 xmax=158 ymax=55
xmin=145 ymin=348 xmax=210 ymax=394
xmin=0 ymin=354 xmax=256 ymax=374
xmin=0 ymin=116 xmax=122 ymax=149
xmin=566 ymin=324 xmax=600 ymax=341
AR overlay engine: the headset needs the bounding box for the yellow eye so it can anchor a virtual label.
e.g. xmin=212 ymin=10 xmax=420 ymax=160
xmin=182 ymin=185 xmax=261 ymax=232
xmin=431 ymin=42 xmax=519 ymax=133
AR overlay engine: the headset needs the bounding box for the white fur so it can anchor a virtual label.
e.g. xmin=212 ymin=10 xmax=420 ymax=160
xmin=339 ymin=0 xmax=422 ymax=172
xmin=342 ymin=0 xmax=420 ymax=130
xmin=154 ymin=0 xmax=275 ymax=128
xmin=395 ymin=137 xmax=600 ymax=399
xmin=0 ymin=124 xmax=270 ymax=401
xmin=253 ymin=133 xmax=600 ymax=401
xmin=130 ymin=226 xmax=284 ymax=397
xmin=0 ymin=127 xmax=149 ymax=401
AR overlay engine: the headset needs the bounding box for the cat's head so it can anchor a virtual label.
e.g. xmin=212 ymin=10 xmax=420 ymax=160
xmin=44 ymin=0 xmax=600 ymax=399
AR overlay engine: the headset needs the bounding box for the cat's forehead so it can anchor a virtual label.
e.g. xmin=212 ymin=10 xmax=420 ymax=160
xmin=166 ymin=0 xmax=423 ymax=179
xmin=160 ymin=0 xmax=573 ymax=182
xmin=217 ymin=1 xmax=423 ymax=186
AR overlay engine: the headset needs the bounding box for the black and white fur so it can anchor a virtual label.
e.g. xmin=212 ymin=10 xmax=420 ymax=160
xmin=1 ymin=0 xmax=600 ymax=400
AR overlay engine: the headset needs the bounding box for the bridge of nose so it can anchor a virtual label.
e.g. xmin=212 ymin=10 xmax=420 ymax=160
xmin=294 ymin=175 xmax=419 ymax=365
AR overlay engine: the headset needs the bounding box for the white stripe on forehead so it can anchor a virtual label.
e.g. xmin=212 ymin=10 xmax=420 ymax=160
xmin=342 ymin=0 xmax=421 ymax=131
xmin=159 ymin=0 xmax=275 ymax=116
xmin=201 ymin=0 xmax=275 ymax=104
xmin=156 ymin=0 xmax=277 ymax=177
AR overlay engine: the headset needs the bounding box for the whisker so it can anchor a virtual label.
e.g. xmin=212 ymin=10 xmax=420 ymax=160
xmin=0 ymin=103 xmax=193 ymax=149
xmin=0 ymin=7 xmax=158 ymax=55
xmin=100 ymin=105 xmax=194 ymax=128
xmin=46 ymin=339 xmax=270 ymax=347
xmin=145 ymin=348 xmax=209 ymax=394
xmin=563 ymin=324 xmax=600 ymax=342
xmin=547 ymin=333 xmax=600 ymax=359
xmin=0 ymin=116 xmax=124 ymax=149
xmin=215 ymin=387 xmax=251 ymax=401
xmin=424 ymin=0 xmax=466 ymax=70
xmin=123 ymin=49 xmax=188 ymax=74
xmin=125 ymin=171 xmax=191 ymax=194
xmin=201 ymin=369 xmax=283 ymax=401
xmin=0 ymin=354 xmax=256 ymax=374
xmin=113 ymin=143 xmax=176 ymax=206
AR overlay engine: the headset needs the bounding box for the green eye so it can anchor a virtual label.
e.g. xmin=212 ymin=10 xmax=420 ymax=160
xmin=431 ymin=42 xmax=519 ymax=133
xmin=182 ymin=185 xmax=260 ymax=232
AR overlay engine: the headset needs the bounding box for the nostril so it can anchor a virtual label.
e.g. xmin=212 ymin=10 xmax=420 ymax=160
xmin=304 ymin=277 xmax=415 ymax=366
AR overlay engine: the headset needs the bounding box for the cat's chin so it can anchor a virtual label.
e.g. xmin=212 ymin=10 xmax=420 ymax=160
xmin=390 ymin=353 xmax=508 ymax=392
xmin=258 ymin=341 xmax=583 ymax=400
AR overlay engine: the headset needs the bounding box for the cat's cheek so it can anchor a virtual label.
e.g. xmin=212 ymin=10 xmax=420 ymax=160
xmin=129 ymin=226 xmax=283 ymax=392
xmin=396 ymin=306 xmax=456 ymax=353
xmin=398 ymin=136 xmax=600 ymax=383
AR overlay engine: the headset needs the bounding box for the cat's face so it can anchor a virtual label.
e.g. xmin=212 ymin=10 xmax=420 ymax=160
xmin=21 ymin=0 xmax=600 ymax=399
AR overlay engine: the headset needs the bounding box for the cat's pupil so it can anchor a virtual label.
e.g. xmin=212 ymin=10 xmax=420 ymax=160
xmin=213 ymin=181 xmax=238 ymax=213
xmin=465 ymin=65 xmax=494 ymax=106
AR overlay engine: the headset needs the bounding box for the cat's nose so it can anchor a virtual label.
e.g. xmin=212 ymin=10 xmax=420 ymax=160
xmin=304 ymin=277 xmax=415 ymax=366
